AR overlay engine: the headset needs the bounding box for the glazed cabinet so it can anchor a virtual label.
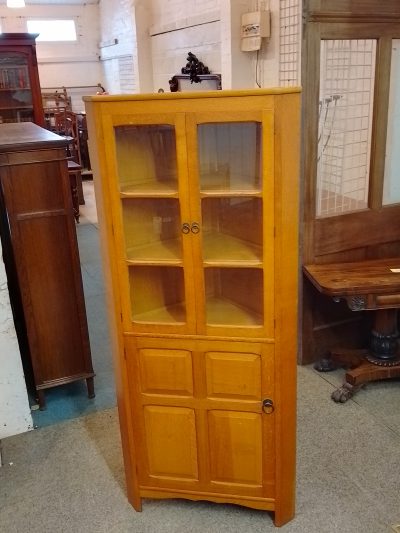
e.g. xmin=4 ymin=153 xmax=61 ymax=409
xmin=0 ymin=33 xmax=44 ymax=126
xmin=84 ymin=89 xmax=300 ymax=526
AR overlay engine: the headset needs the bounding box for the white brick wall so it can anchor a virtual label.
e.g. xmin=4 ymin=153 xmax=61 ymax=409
xmin=99 ymin=0 xmax=137 ymax=94
xmin=151 ymin=0 xmax=220 ymax=27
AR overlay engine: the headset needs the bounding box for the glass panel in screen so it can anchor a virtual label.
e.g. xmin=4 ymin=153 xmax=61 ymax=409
xmin=198 ymin=122 xmax=261 ymax=192
xmin=383 ymin=39 xmax=400 ymax=206
xmin=114 ymin=125 xmax=178 ymax=194
xmin=204 ymin=268 xmax=263 ymax=326
xmin=129 ymin=266 xmax=186 ymax=324
xmin=316 ymin=39 xmax=376 ymax=217
xmin=201 ymin=198 xmax=262 ymax=263
xmin=0 ymin=52 xmax=33 ymax=124
xmin=122 ymin=198 xmax=182 ymax=263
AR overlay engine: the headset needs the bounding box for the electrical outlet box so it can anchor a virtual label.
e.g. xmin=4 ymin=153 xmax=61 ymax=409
xmin=241 ymin=10 xmax=270 ymax=52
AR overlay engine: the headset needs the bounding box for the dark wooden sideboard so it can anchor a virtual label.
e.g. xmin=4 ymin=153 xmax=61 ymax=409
xmin=0 ymin=122 xmax=94 ymax=408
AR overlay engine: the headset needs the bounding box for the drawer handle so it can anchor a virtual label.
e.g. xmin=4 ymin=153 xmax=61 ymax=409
xmin=262 ymin=398 xmax=274 ymax=414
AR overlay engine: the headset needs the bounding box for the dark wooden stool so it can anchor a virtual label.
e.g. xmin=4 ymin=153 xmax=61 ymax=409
xmin=303 ymin=258 xmax=400 ymax=402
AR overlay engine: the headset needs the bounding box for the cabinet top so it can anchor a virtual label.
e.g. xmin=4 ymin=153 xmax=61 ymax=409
xmin=0 ymin=122 xmax=68 ymax=153
xmin=0 ymin=33 xmax=39 ymax=45
xmin=83 ymin=87 xmax=301 ymax=104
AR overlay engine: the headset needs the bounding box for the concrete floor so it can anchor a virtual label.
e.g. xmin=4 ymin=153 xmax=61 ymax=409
xmin=1 ymin=182 xmax=400 ymax=533
xmin=1 ymin=365 xmax=400 ymax=533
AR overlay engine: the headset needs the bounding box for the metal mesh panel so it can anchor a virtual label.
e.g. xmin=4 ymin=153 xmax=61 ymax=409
xmin=316 ymin=39 xmax=376 ymax=217
xmin=279 ymin=0 xmax=301 ymax=86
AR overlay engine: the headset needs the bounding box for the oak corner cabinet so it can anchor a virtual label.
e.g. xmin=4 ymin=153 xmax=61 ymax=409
xmin=0 ymin=33 xmax=45 ymax=127
xmin=84 ymin=88 xmax=300 ymax=527
xmin=0 ymin=122 xmax=94 ymax=409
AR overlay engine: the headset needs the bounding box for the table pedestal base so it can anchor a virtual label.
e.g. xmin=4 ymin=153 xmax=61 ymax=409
xmin=314 ymin=308 xmax=400 ymax=403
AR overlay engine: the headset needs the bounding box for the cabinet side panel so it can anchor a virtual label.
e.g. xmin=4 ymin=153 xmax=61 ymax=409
xmin=16 ymin=216 xmax=88 ymax=382
xmin=273 ymin=92 xmax=300 ymax=526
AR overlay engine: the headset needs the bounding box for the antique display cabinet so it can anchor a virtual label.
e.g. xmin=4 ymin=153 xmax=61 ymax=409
xmin=0 ymin=33 xmax=44 ymax=126
xmin=84 ymin=88 xmax=300 ymax=526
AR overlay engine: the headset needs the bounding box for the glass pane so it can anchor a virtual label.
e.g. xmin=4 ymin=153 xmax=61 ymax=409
xmin=129 ymin=266 xmax=186 ymax=323
xmin=0 ymin=52 xmax=33 ymax=124
xmin=115 ymin=125 xmax=178 ymax=194
xmin=202 ymin=198 xmax=262 ymax=263
xmin=383 ymin=39 xmax=400 ymax=205
xmin=122 ymin=198 xmax=182 ymax=262
xmin=316 ymin=39 xmax=376 ymax=217
xmin=205 ymin=268 xmax=263 ymax=326
xmin=198 ymin=122 xmax=261 ymax=192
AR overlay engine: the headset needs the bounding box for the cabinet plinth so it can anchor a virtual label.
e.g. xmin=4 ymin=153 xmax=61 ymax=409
xmin=84 ymin=88 xmax=300 ymax=527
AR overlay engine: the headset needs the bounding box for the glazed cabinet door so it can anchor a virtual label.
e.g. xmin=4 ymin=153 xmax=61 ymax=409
xmin=185 ymin=110 xmax=275 ymax=339
xmin=102 ymin=113 xmax=197 ymax=335
xmin=126 ymin=336 xmax=275 ymax=505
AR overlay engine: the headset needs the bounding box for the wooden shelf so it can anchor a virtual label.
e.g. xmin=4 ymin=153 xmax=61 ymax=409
xmin=0 ymin=105 xmax=33 ymax=111
xmin=120 ymin=179 xmax=178 ymax=197
xmin=206 ymin=296 xmax=262 ymax=326
xmin=202 ymin=232 xmax=262 ymax=265
xmin=0 ymin=87 xmax=30 ymax=91
xmin=133 ymin=302 xmax=186 ymax=323
xmin=200 ymin=173 xmax=261 ymax=195
xmin=126 ymin=238 xmax=182 ymax=264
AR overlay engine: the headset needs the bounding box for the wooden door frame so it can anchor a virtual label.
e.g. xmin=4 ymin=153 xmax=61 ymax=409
xmin=301 ymin=1 xmax=400 ymax=363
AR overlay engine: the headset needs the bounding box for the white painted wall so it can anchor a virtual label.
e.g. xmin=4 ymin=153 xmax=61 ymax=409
xmin=98 ymin=0 xmax=137 ymax=94
xmin=0 ymin=255 xmax=32 ymax=439
xmin=97 ymin=0 xmax=281 ymax=95
xmin=150 ymin=0 xmax=221 ymax=92
xmin=0 ymin=4 xmax=102 ymax=111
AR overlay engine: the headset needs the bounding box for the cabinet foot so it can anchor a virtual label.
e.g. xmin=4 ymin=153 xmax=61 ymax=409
xmin=86 ymin=376 xmax=95 ymax=399
xmin=36 ymin=390 xmax=46 ymax=410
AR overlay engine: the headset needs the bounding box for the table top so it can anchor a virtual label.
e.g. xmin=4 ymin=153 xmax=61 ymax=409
xmin=303 ymin=257 xmax=400 ymax=297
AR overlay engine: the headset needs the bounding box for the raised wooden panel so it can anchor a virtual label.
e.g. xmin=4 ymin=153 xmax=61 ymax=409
xmin=205 ymin=351 xmax=261 ymax=400
xmin=208 ymin=410 xmax=262 ymax=486
xmin=139 ymin=348 xmax=193 ymax=395
xmin=314 ymin=207 xmax=400 ymax=257
xmin=17 ymin=216 xmax=87 ymax=381
xmin=144 ymin=406 xmax=198 ymax=480
xmin=4 ymin=160 xmax=66 ymax=213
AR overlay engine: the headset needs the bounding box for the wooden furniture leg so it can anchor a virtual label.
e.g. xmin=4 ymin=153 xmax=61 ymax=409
xmin=86 ymin=376 xmax=95 ymax=399
xmin=315 ymin=308 xmax=400 ymax=403
xmin=68 ymin=169 xmax=80 ymax=223
xmin=37 ymin=389 xmax=46 ymax=410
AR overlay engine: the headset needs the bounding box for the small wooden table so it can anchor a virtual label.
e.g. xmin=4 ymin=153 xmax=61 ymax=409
xmin=303 ymin=258 xmax=400 ymax=402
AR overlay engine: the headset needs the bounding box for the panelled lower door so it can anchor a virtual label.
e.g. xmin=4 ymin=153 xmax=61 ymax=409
xmin=126 ymin=336 xmax=275 ymax=503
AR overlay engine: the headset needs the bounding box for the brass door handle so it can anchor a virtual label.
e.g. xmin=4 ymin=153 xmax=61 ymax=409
xmin=191 ymin=222 xmax=200 ymax=234
xmin=182 ymin=222 xmax=190 ymax=234
xmin=262 ymin=398 xmax=274 ymax=414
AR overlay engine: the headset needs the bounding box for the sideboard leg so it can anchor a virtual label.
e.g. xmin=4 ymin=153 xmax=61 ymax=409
xmin=86 ymin=376 xmax=95 ymax=399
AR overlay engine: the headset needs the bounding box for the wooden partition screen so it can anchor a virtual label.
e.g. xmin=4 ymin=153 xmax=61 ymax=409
xmin=301 ymin=0 xmax=400 ymax=364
